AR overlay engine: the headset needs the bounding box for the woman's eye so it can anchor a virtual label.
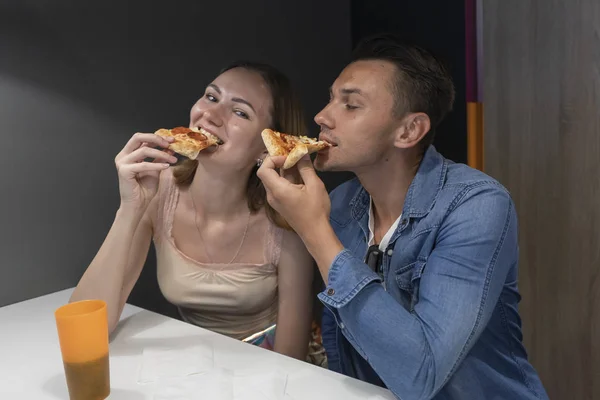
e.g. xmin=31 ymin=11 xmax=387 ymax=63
xmin=345 ymin=104 xmax=359 ymax=110
xmin=205 ymin=93 xmax=218 ymax=102
xmin=235 ymin=110 xmax=249 ymax=119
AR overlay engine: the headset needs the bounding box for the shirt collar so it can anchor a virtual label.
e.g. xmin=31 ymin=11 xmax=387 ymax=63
xmin=351 ymin=145 xmax=448 ymax=222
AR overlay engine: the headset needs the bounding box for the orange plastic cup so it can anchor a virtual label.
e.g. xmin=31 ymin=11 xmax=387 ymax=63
xmin=55 ymin=300 xmax=110 ymax=400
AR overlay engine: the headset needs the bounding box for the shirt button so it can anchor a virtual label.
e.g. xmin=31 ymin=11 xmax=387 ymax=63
xmin=327 ymin=288 xmax=335 ymax=296
xmin=339 ymin=322 xmax=345 ymax=330
xmin=387 ymin=249 xmax=394 ymax=256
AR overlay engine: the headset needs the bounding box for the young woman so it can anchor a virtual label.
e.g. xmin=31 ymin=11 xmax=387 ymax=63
xmin=71 ymin=61 xmax=314 ymax=360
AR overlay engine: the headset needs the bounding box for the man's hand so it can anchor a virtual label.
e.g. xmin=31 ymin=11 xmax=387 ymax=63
xmin=257 ymin=155 xmax=344 ymax=281
xmin=257 ymin=155 xmax=331 ymax=237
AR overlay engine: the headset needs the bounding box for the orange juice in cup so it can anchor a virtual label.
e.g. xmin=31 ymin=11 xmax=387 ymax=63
xmin=55 ymin=300 xmax=110 ymax=400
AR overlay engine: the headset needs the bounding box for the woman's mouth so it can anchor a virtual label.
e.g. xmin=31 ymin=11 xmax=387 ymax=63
xmin=196 ymin=126 xmax=224 ymax=145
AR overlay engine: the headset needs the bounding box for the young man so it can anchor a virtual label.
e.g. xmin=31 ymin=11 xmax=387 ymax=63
xmin=257 ymin=34 xmax=548 ymax=399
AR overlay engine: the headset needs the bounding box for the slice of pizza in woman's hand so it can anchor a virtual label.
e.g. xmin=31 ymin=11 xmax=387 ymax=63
xmin=154 ymin=127 xmax=222 ymax=160
xmin=261 ymin=128 xmax=331 ymax=169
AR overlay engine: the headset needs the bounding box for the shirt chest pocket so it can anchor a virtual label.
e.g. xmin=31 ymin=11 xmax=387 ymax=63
xmin=394 ymin=259 xmax=426 ymax=312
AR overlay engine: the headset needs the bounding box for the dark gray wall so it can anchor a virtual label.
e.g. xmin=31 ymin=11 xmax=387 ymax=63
xmin=0 ymin=1 xmax=352 ymax=308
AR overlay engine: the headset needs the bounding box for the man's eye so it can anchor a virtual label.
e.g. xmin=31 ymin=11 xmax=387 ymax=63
xmin=345 ymin=104 xmax=359 ymax=110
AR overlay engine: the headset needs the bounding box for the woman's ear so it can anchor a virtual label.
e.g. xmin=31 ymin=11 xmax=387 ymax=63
xmin=255 ymin=150 xmax=269 ymax=168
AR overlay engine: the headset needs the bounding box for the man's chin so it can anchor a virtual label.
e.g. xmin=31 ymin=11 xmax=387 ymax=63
xmin=314 ymin=154 xmax=332 ymax=172
xmin=314 ymin=157 xmax=342 ymax=172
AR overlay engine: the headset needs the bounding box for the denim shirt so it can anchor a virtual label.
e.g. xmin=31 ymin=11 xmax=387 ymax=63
xmin=319 ymin=146 xmax=548 ymax=400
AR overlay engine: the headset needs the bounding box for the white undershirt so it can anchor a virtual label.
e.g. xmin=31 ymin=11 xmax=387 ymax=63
xmin=368 ymin=197 xmax=402 ymax=250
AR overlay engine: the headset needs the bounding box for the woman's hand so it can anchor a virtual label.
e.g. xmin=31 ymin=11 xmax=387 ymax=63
xmin=114 ymin=132 xmax=177 ymax=211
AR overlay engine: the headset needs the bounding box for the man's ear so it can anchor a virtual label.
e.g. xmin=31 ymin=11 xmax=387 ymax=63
xmin=393 ymin=112 xmax=431 ymax=149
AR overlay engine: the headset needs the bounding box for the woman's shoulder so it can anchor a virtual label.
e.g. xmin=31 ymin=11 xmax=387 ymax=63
xmin=279 ymin=228 xmax=309 ymax=257
xmin=267 ymin=223 xmax=311 ymax=270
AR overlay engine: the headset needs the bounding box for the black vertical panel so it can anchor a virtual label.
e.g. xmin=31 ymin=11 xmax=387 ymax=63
xmin=350 ymin=0 xmax=467 ymax=164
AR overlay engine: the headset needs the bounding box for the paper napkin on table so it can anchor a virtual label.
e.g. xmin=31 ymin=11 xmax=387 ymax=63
xmin=150 ymin=368 xmax=288 ymax=400
xmin=138 ymin=344 xmax=214 ymax=384
xmin=232 ymin=369 xmax=288 ymax=400
xmin=152 ymin=368 xmax=234 ymax=400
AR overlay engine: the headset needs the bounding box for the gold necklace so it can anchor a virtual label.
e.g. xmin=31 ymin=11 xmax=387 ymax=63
xmin=189 ymin=191 xmax=251 ymax=264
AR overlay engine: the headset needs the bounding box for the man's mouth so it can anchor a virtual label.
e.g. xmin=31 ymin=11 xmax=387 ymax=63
xmin=319 ymin=136 xmax=337 ymax=147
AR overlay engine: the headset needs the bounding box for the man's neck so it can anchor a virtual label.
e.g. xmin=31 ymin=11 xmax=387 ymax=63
xmin=356 ymin=151 xmax=422 ymax=231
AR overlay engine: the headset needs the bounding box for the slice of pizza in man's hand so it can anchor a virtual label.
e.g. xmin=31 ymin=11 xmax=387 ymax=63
xmin=261 ymin=128 xmax=331 ymax=169
xmin=154 ymin=127 xmax=222 ymax=160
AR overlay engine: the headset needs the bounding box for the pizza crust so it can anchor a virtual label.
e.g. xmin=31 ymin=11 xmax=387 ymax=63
xmin=155 ymin=127 xmax=221 ymax=160
xmin=261 ymin=129 xmax=331 ymax=169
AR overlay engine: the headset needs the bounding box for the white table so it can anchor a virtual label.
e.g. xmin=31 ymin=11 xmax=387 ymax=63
xmin=0 ymin=289 xmax=395 ymax=399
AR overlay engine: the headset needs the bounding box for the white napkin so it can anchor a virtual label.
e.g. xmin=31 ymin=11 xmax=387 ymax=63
xmin=232 ymin=369 xmax=288 ymax=400
xmin=138 ymin=344 xmax=214 ymax=384
xmin=152 ymin=369 xmax=234 ymax=400
xmin=150 ymin=368 xmax=288 ymax=400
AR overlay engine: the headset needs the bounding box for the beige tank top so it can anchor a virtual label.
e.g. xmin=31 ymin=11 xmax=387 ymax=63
xmin=153 ymin=172 xmax=283 ymax=340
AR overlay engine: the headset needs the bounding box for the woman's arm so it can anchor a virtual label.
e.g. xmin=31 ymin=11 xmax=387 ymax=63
xmin=273 ymin=229 xmax=315 ymax=360
xmin=69 ymin=199 xmax=156 ymax=334
xmin=70 ymin=131 xmax=176 ymax=334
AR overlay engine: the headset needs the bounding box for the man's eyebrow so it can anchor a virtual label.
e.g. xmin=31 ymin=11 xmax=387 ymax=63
xmin=341 ymin=87 xmax=363 ymax=96
xmin=329 ymin=86 xmax=364 ymax=96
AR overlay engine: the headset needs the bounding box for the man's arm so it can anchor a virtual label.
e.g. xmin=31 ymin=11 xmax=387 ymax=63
xmin=257 ymin=156 xmax=516 ymax=399
xmin=301 ymin=219 xmax=344 ymax=284
xmin=316 ymin=185 xmax=517 ymax=400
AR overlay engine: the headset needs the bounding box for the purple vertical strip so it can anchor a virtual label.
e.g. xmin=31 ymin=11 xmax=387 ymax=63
xmin=465 ymin=0 xmax=477 ymax=102
xmin=476 ymin=0 xmax=484 ymax=102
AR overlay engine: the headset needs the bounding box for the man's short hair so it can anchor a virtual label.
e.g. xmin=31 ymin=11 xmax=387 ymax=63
xmin=351 ymin=33 xmax=456 ymax=149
